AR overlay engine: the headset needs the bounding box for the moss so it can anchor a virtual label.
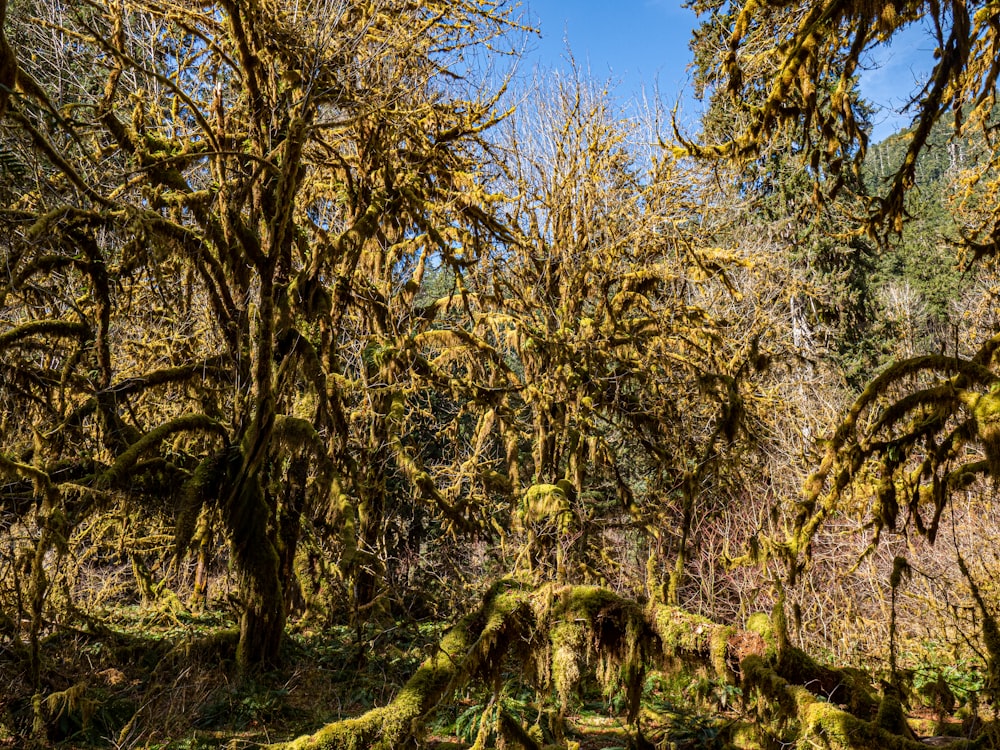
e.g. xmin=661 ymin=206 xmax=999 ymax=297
xmin=100 ymin=413 xmax=227 ymax=487
xmin=550 ymin=621 xmax=584 ymax=710
xmin=740 ymin=654 xmax=797 ymax=719
xmin=974 ymin=389 xmax=1000 ymax=477
xmin=174 ymin=451 xmax=227 ymax=559
xmin=649 ymin=602 xmax=735 ymax=680
xmin=520 ymin=484 xmax=576 ymax=533
xmin=771 ymin=645 xmax=878 ymax=721
xmin=0 ymin=319 xmax=90 ymax=349
xmin=552 ymin=585 xmax=623 ymax=621
xmin=273 ymin=581 xmax=971 ymax=750
xmin=740 ymin=653 xmax=959 ymax=750
xmin=746 ymin=612 xmax=774 ymax=644
xmin=875 ymin=691 xmax=914 ymax=738
xmin=545 ymin=585 xmax=650 ymax=707
xmin=710 ymin=625 xmax=737 ymax=683
xmin=496 ymin=709 xmax=543 ymax=750
xmin=796 ymin=697 xmax=981 ymax=750
xmin=724 ymin=720 xmax=780 ymax=750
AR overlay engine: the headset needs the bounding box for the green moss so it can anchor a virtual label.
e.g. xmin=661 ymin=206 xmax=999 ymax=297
xmin=973 ymin=390 xmax=1000 ymax=476
xmin=0 ymin=319 xmax=90 ymax=349
xmin=550 ymin=621 xmax=584 ymax=710
xmin=746 ymin=612 xmax=773 ymax=643
xmin=740 ymin=653 xmax=962 ymax=750
xmin=740 ymin=654 xmax=797 ymax=718
xmin=774 ymin=646 xmax=878 ymax=721
xmin=272 ymin=581 xmax=967 ymax=750
xmin=875 ymin=691 xmax=912 ymax=738
xmin=100 ymin=413 xmax=227 ymax=487
xmin=553 ymin=585 xmax=622 ymax=620
xmin=796 ymin=698 xmax=979 ymax=750
xmin=271 ymin=582 xmax=536 ymax=750
xmin=724 ymin=720 xmax=778 ymax=750
xmin=649 ymin=602 xmax=735 ymax=680
xmin=520 ymin=484 xmax=576 ymax=533
xmin=710 ymin=625 xmax=736 ymax=683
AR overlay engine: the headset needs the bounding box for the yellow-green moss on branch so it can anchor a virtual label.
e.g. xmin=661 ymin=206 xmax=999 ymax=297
xmin=99 ymin=413 xmax=229 ymax=487
xmin=649 ymin=601 xmax=740 ymax=683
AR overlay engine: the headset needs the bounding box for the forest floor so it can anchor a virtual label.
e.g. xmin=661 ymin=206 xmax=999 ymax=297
xmin=0 ymin=601 xmax=981 ymax=749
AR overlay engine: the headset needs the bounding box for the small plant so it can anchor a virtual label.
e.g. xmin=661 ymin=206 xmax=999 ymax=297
xmin=452 ymin=685 xmax=538 ymax=748
xmin=642 ymin=698 xmax=727 ymax=750
xmin=194 ymin=683 xmax=290 ymax=730
xmin=909 ymin=641 xmax=985 ymax=710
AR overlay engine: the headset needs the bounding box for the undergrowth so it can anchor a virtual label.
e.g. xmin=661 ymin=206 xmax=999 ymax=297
xmin=0 ymin=591 xmax=994 ymax=749
xmin=0 ymin=607 xmax=440 ymax=749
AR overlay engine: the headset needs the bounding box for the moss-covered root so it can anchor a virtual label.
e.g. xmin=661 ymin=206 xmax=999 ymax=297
xmin=740 ymin=656 xmax=983 ymax=750
xmin=268 ymin=581 xmax=535 ymax=750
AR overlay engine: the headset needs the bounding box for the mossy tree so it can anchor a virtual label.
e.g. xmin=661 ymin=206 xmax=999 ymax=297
xmin=688 ymin=0 xmax=1000 ymax=694
xmin=464 ymin=69 xmax=812 ymax=610
xmin=687 ymin=0 xmax=897 ymax=390
xmin=0 ymin=0 xmax=522 ymax=670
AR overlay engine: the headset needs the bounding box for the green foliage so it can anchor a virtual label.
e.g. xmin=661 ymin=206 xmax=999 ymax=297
xmin=195 ymin=682 xmax=292 ymax=730
xmin=451 ymin=687 xmax=537 ymax=748
xmin=641 ymin=697 xmax=728 ymax=750
xmin=0 ymin=145 xmax=26 ymax=180
xmin=908 ymin=642 xmax=985 ymax=709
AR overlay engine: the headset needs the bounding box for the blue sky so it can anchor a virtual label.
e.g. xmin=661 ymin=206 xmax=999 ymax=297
xmin=520 ymin=1 xmax=934 ymax=143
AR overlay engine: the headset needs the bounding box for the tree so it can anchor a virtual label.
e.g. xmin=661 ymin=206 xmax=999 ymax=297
xmin=452 ymin=67 xmax=827 ymax=621
xmin=689 ymin=0 xmax=1000 ymax=689
xmin=688 ymin=0 xmax=1000 ymax=236
xmin=0 ymin=0 xmax=520 ymax=671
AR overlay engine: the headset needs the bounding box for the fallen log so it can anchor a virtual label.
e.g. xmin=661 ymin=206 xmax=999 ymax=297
xmin=268 ymin=579 xmax=984 ymax=750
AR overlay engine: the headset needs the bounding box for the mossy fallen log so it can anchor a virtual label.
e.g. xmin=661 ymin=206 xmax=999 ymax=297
xmin=269 ymin=582 xmax=655 ymax=749
xmin=649 ymin=601 xmax=742 ymax=682
xmin=268 ymin=580 xmax=984 ymax=750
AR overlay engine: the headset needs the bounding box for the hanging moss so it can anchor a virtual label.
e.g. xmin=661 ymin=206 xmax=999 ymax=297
xmin=746 ymin=611 xmax=776 ymax=652
xmin=173 ymin=450 xmax=228 ymax=561
xmin=723 ymin=720 xmax=779 ymax=750
xmin=974 ymin=387 xmax=1000 ymax=477
xmin=775 ymin=645 xmax=879 ymax=721
xmin=549 ymin=620 xmax=585 ymax=711
xmin=516 ymin=484 xmax=582 ymax=581
xmin=739 ymin=652 xmax=974 ymax=750
xmin=519 ymin=483 xmax=577 ymax=533
xmin=99 ymin=413 xmax=227 ymax=488
xmin=795 ymin=695 xmax=980 ymax=750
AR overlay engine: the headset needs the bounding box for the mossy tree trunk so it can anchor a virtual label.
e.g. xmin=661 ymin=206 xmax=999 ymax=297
xmin=226 ymin=451 xmax=287 ymax=672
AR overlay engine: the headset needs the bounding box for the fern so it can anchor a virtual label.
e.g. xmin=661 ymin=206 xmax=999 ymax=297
xmin=0 ymin=146 xmax=27 ymax=180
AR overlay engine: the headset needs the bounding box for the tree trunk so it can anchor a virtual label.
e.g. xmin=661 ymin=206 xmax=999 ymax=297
xmin=225 ymin=452 xmax=286 ymax=672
